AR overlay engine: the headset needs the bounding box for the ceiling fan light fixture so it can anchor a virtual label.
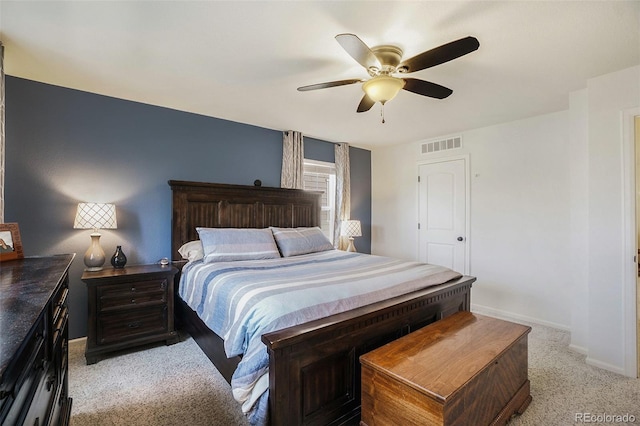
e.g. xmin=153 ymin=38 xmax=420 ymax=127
xmin=362 ymin=75 xmax=405 ymax=104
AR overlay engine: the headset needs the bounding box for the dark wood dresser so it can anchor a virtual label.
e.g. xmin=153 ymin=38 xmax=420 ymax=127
xmin=0 ymin=254 xmax=74 ymax=426
xmin=82 ymin=264 xmax=179 ymax=364
xmin=360 ymin=311 xmax=532 ymax=426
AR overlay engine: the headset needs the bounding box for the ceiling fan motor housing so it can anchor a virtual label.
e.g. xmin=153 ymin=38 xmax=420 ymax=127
xmin=369 ymin=45 xmax=404 ymax=76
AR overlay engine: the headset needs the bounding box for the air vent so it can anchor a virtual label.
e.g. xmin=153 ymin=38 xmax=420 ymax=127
xmin=421 ymin=136 xmax=462 ymax=154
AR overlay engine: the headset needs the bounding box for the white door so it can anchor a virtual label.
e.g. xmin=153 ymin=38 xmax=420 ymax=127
xmin=418 ymin=159 xmax=467 ymax=273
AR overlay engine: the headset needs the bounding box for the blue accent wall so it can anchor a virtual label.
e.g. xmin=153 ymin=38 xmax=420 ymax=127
xmin=304 ymin=136 xmax=335 ymax=162
xmin=304 ymin=136 xmax=372 ymax=254
xmin=349 ymin=146 xmax=372 ymax=254
xmin=5 ymin=76 xmax=371 ymax=339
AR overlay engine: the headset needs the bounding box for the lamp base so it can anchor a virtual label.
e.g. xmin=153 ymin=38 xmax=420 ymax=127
xmin=84 ymin=266 xmax=104 ymax=272
xmin=84 ymin=232 xmax=106 ymax=271
xmin=346 ymin=237 xmax=357 ymax=253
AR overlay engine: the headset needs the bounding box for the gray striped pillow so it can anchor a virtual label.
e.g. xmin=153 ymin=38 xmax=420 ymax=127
xmin=196 ymin=228 xmax=281 ymax=263
xmin=270 ymin=227 xmax=334 ymax=257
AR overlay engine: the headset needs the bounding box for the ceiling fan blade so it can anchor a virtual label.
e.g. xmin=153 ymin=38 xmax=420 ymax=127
xmin=357 ymin=94 xmax=375 ymax=113
xmin=398 ymin=36 xmax=479 ymax=73
xmin=297 ymin=79 xmax=362 ymax=92
xmin=335 ymin=33 xmax=382 ymax=70
xmin=403 ymin=78 xmax=453 ymax=99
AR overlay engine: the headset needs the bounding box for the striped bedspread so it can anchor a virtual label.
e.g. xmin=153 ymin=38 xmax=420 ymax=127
xmin=178 ymin=249 xmax=462 ymax=425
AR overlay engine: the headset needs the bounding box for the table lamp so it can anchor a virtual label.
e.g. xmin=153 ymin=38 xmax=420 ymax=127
xmin=341 ymin=219 xmax=362 ymax=252
xmin=74 ymin=202 xmax=117 ymax=271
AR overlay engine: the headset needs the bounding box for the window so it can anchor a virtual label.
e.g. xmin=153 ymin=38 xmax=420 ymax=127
xmin=303 ymin=159 xmax=336 ymax=243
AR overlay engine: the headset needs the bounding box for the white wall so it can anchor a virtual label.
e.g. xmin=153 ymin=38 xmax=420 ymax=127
xmin=371 ymin=141 xmax=422 ymax=261
xmin=568 ymin=88 xmax=589 ymax=354
xmin=586 ymin=65 xmax=640 ymax=374
xmin=371 ymin=65 xmax=640 ymax=375
xmin=373 ymin=110 xmax=574 ymax=330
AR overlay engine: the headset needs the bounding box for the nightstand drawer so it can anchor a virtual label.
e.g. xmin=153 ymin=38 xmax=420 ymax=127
xmin=97 ymin=279 xmax=168 ymax=312
xmin=97 ymin=306 xmax=168 ymax=345
xmin=82 ymin=264 xmax=178 ymax=364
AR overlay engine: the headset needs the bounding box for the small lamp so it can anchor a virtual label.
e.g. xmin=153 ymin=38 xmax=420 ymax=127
xmin=74 ymin=203 xmax=117 ymax=271
xmin=341 ymin=220 xmax=362 ymax=253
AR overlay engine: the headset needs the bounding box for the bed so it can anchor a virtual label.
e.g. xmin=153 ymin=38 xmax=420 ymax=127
xmin=169 ymin=180 xmax=476 ymax=426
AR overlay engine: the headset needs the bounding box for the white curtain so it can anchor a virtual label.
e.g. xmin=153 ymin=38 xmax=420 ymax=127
xmin=0 ymin=41 xmax=5 ymax=223
xmin=281 ymin=130 xmax=304 ymax=189
xmin=333 ymin=143 xmax=350 ymax=250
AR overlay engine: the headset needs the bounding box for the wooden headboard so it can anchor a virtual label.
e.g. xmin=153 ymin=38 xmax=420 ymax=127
xmin=169 ymin=180 xmax=322 ymax=260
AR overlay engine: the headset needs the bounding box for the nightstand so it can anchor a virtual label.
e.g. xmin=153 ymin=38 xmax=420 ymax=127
xmin=82 ymin=264 xmax=179 ymax=364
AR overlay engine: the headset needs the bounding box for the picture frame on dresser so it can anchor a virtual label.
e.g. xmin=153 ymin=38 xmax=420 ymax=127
xmin=0 ymin=223 xmax=24 ymax=262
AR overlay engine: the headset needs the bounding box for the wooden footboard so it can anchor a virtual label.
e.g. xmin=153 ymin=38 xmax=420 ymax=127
xmin=261 ymin=276 xmax=475 ymax=426
xmin=176 ymin=274 xmax=474 ymax=425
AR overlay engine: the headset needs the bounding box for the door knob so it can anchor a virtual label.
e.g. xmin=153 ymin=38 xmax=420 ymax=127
xmin=457 ymin=236 xmax=464 ymax=241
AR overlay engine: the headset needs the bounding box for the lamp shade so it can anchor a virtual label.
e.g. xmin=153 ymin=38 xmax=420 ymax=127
xmin=341 ymin=220 xmax=362 ymax=238
xmin=362 ymin=75 xmax=405 ymax=104
xmin=74 ymin=203 xmax=117 ymax=230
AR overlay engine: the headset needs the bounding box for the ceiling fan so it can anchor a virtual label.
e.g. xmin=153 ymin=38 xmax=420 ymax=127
xmin=298 ymin=33 xmax=480 ymax=122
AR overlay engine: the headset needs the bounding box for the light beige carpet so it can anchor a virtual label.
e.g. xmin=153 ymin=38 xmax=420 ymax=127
xmin=68 ymin=334 xmax=249 ymax=426
xmin=68 ymin=323 xmax=639 ymax=425
xmin=510 ymin=323 xmax=638 ymax=426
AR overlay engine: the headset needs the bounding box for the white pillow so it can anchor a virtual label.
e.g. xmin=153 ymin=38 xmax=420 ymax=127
xmin=196 ymin=228 xmax=281 ymax=263
xmin=178 ymin=240 xmax=204 ymax=262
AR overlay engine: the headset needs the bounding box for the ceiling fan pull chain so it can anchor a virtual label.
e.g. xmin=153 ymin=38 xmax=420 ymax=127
xmin=381 ymin=103 xmax=386 ymax=124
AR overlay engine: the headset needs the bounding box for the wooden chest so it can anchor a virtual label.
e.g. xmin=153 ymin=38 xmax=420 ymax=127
xmin=360 ymin=312 xmax=532 ymax=426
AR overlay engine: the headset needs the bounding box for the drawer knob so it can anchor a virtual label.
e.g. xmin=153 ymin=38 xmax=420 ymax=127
xmin=131 ymin=287 xmax=136 ymax=292
xmin=131 ymin=299 xmax=136 ymax=304
xmin=128 ymin=322 xmax=141 ymax=329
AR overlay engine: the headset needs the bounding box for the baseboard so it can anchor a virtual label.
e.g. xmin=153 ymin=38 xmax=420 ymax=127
xmin=585 ymin=357 xmax=626 ymax=376
xmin=471 ymin=306 xmax=628 ymax=376
xmin=69 ymin=336 xmax=87 ymax=344
xmin=471 ymin=303 xmax=570 ymax=331
xmin=468 ymin=305 xmax=631 ymax=377
xmin=568 ymin=343 xmax=588 ymax=355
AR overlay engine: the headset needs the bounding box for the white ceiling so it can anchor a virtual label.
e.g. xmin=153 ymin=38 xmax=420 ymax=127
xmin=2 ymin=1 xmax=639 ymax=149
